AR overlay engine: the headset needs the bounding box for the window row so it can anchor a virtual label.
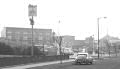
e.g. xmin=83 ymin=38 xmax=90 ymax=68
xmin=7 ymin=36 xmax=50 ymax=41
xmin=7 ymin=31 xmax=51 ymax=36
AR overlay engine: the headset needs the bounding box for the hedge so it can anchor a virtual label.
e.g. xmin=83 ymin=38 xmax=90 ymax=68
xmin=0 ymin=55 xmax=69 ymax=67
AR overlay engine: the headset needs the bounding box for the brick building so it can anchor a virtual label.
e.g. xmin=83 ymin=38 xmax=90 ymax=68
xmin=1 ymin=27 xmax=53 ymax=46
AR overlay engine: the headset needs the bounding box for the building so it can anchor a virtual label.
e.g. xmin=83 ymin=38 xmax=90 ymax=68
xmin=72 ymin=36 xmax=95 ymax=53
xmin=1 ymin=27 xmax=53 ymax=47
xmin=72 ymin=40 xmax=86 ymax=52
xmin=62 ymin=35 xmax=75 ymax=48
xmin=85 ymin=36 xmax=94 ymax=47
xmin=73 ymin=40 xmax=86 ymax=48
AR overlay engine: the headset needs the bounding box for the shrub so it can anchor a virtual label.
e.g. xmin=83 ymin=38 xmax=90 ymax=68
xmin=0 ymin=42 xmax=14 ymax=55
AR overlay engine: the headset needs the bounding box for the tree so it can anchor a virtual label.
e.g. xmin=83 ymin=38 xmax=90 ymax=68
xmin=53 ymin=35 xmax=63 ymax=54
xmin=13 ymin=46 xmax=22 ymax=55
xmin=112 ymin=42 xmax=120 ymax=56
xmin=12 ymin=46 xmax=27 ymax=55
xmin=22 ymin=46 xmax=45 ymax=56
xmin=103 ymin=39 xmax=111 ymax=56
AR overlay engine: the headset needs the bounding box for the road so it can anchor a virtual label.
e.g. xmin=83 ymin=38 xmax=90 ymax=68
xmin=28 ymin=56 xmax=120 ymax=69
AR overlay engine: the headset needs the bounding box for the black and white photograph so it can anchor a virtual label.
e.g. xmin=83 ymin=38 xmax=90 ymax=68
xmin=0 ymin=0 xmax=120 ymax=69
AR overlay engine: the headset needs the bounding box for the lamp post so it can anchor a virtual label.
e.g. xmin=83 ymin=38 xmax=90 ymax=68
xmin=97 ymin=17 xmax=107 ymax=59
xmin=58 ymin=20 xmax=63 ymax=64
xmin=92 ymin=35 xmax=95 ymax=55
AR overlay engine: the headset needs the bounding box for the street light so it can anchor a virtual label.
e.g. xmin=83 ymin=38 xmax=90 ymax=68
xmin=92 ymin=35 xmax=95 ymax=55
xmin=58 ymin=20 xmax=63 ymax=64
xmin=97 ymin=17 xmax=107 ymax=59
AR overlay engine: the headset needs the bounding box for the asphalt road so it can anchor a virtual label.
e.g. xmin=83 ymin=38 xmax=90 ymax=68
xmin=28 ymin=56 xmax=120 ymax=69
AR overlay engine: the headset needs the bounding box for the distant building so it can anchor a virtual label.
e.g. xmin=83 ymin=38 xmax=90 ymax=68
xmin=62 ymin=35 xmax=75 ymax=48
xmin=85 ymin=36 xmax=94 ymax=47
xmin=72 ymin=40 xmax=86 ymax=52
xmin=1 ymin=27 xmax=53 ymax=46
xmin=72 ymin=36 xmax=95 ymax=53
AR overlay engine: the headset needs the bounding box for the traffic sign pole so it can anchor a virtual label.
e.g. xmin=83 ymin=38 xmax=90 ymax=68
xmin=28 ymin=4 xmax=37 ymax=56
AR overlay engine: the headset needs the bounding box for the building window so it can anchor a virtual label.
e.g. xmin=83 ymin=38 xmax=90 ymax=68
xmin=23 ymin=36 xmax=28 ymax=40
xmin=46 ymin=33 xmax=50 ymax=36
xmin=7 ymin=31 xmax=12 ymax=34
xmin=23 ymin=32 xmax=28 ymax=35
xmin=16 ymin=32 xmax=20 ymax=34
xmin=39 ymin=33 xmax=42 ymax=35
xmin=8 ymin=36 xmax=12 ymax=39
xmin=38 ymin=36 xmax=43 ymax=40
xmin=33 ymin=32 xmax=36 ymax=35
xmin=16 ymin=36 xmax=20 ymax=40
xmin=46 ymin=37 xmax=50 ymax=40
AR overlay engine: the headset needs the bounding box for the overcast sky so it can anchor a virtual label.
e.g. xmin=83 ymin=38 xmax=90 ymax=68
xmin=0 ymin=0 xmax=120 ymax=40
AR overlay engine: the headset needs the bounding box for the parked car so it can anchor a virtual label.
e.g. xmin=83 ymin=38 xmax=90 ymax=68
xmin=74 ymin=52 xmax=93 ymax=65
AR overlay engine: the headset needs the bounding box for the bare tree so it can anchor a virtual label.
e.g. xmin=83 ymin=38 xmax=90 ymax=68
xmin=103 ymin=39 xmax=111 ymax=57
xmin=52 ymin=33 xmax=63 ymax=64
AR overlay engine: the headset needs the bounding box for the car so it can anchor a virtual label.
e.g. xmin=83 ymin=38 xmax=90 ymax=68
xmin=69 ymin=53 xmax=78 ymax=59
xmin=74 ymin=52 xmax=93 ymax=65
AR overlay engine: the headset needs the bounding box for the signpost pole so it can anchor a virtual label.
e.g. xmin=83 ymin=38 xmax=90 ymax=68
xmin=28 ymin=4 xmax=37 ymax=56
xmin=31 ymin=16 xmax=34 ymax=56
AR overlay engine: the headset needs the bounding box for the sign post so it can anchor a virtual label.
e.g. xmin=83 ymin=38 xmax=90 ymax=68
xmin=28 ymin=4 xmax=37 ymax=56
xmin=28 ymin=4 xmax=37 ymax=16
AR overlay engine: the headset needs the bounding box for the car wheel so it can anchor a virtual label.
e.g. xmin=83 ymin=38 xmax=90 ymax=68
xmin=79 ymin=62 xmax=82 ymax=65
xmin=73 ymin=62 xmax=78 ymax=65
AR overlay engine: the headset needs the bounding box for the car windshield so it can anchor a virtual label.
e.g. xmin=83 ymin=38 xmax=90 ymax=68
xmin=77 ymin=54 xmax=87 ymax=58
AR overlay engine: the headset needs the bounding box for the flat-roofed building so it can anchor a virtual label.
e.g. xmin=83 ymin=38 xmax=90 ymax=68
xmin=1 ymin=27 xmax=53 ymax=46
xmin=62 ymin=35 xmax=75 ymax=48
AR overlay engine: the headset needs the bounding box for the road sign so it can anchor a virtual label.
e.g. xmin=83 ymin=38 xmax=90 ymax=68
xmin=28 ymin=4 xmax=37 ymax=16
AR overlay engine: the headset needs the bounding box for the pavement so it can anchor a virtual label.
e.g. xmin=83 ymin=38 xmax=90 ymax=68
xmin=1 ymin=59 xmax=74 ymax=69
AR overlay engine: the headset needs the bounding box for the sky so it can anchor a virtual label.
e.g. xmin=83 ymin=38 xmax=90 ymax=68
xmin=0 ymin=0 xmax=120 ymax=40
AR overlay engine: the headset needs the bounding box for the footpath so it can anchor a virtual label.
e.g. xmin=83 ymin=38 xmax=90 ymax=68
xmin=1 ymin=59 xmax=74 ymax=69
